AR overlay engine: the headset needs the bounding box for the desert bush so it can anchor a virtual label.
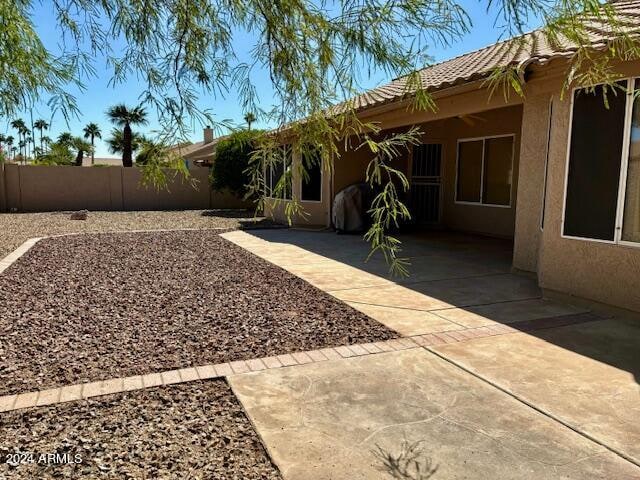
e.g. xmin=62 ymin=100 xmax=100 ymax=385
xmin=210 ymin=130 xmax=263 ymax=198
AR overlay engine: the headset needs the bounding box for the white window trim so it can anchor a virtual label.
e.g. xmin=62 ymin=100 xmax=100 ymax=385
xmin=299 ymin=155 xmax=323 ymax=203
xmin=454 ymin=134 xmax=515 ymax=209
xmin=560 ymin=78 xmax=640 ymax=248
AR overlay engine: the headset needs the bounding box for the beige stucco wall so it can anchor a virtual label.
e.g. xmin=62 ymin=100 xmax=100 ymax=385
xmin=438 ymin=106 xmax=522 ymax=238
xmin=329 ymin=104 xmax=523 ymax=238
xmin=510 ymin=59 xmax=640 ymax=312
xmin=535 ymin=80 xmax=640 ymax=312
xmin=2 ymin=164 xmax=251 ymax=212
xmin=511 ymin=94 xmax=552 ymax=272
xmin=264 ymin=151 xmax=331 ymax=227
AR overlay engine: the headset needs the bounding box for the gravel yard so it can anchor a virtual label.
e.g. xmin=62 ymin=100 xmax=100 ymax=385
xmin=0 ymin=380 xmax=281 ymax=479
xmin=0 ymin=210 xmax=258 ymax=259
xmin=0 ymin=230 xmax=395 ymax=395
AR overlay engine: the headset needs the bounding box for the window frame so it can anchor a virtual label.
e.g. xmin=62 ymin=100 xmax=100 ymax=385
xmin=560 ymin=78 xmax=640 ymax=248
xmin=454 ymin=133 xmax=516 ymax=208
xmin=299 ymin=150 xmax=323 ymax=203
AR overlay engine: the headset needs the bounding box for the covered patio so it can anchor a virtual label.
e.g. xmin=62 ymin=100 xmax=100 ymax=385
xmin=222 ymin=228 xmax=586 ymax=337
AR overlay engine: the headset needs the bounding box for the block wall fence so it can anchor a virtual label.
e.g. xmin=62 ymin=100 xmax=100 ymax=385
xmin=0 ymin=164 xmax=253 ymax=212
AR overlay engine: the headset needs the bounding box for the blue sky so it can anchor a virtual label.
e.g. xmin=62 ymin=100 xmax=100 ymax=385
xmin=2 ymin=1 xmax=541 ymax=158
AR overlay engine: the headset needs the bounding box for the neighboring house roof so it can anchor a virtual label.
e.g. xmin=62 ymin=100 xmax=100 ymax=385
xmin=169 ymin=135 xmax=229 ymax=163
xmin=342 ymin=0 xmax=640 ymax=112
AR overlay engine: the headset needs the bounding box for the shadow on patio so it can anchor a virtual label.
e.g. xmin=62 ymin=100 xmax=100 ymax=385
xmin=221 ymin=228 xmax=640 ymax=385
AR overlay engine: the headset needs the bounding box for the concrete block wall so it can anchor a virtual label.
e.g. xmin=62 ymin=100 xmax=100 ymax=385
xmin=0 ymin=164 xmax=252 ymax=212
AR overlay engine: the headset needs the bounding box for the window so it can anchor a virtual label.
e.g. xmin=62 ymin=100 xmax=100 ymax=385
xmin=563 ymin=84 xmax=626 ymax=240
xmin=456 ymin=135 xmax=514 ymax=206
xmin=622 ymin=80 xmax=640 ymax=243
xmin=563 ymin=80 xmax=640 ymax=245
xmin=265 ymin=144 xmax=292 ymax=199
xmin=301 ymin=148 xmax=322 ymax=202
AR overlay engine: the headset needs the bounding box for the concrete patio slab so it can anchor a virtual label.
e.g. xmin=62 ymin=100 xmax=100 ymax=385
xmin=222 ymin=230 xmax=561 ymax=338
xmin=283 ymin=263 xmax=395 ymax=291
xmin=346 ymin=303 xmax=465 ymax=336
xmin=230 ymin=349 xmax=639 ymax=479
xmin=433 ymin=298 xmax=589 ymax=328
xmin=431 ymin=318 xmax=640 ymax=465
xmin=333 ymin=273 xmax=541 ymax=312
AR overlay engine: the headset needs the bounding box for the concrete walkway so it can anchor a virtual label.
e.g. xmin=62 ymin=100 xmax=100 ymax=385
xmin=222 ymin=229 xmax=640 ymax=478
xmin=230 ymin=346 xmax=639 ymax=479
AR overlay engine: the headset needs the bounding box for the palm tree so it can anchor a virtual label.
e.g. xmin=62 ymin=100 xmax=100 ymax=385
xmin=83 ymin=123 xmax=102 ymax=165
xmin=57 ymin=132 xmax=74 ymax=147
xmin=106 ymin=128 xmax=144 ymax=157
xmin=6 ymin=136 xmax=14 ymax=160
xmin=24 ymin=134 xmax=32 ymax=158
xmin=244 ymin=112 xmax=256 ymax=130
xmin=11 ymin=146 xmax=17 ymax=161
xmin=41 ymin=136 xmax=52 ymax=153
xmin=33 ymin=119 xmax=49 ymax=151
xmin=10 ymin=119 xmax=26 ymax=155
xmin=69 ymin=137 xmax=93 ymax=166
xmin=17 ymin=140 xmax=25 ymax=163
xmin=106 ymin=104 xmax=148 ymax=167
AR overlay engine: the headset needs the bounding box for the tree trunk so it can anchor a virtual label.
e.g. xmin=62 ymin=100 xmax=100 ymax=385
xmin=75 ymin=149 xmax=84 ymax=166
xmin=123 ymin=123 xmax=133 ymax=167
xmin=91 ymin=135 xmax=95 ymax=165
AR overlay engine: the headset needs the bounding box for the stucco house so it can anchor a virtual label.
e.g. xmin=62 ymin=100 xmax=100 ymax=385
xmin=264 ymin=0 xmax=640 ymax=314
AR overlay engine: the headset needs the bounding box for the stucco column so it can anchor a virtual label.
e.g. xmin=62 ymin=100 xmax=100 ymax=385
xmin=512 ymin=92 xmax=553 ymax=273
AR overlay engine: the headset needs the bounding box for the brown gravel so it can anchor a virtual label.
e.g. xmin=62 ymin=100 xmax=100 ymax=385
xmin=0 ymin=230 xmax=395 ymax=395
xmin=0 ymin=209 xmax=261 ymax=259
xmin=0 ymin=380 xmax=281 ymax=479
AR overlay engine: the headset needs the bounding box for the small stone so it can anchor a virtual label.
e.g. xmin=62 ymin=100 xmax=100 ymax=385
xmin=70 ymin=210 xmax=89 ymax=220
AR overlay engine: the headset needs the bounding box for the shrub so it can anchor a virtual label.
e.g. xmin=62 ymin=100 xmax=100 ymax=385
xmin=210 ymin=130 xmax=263 ymax=197
xmin=33 ymin=142 xmax=74 ymax=165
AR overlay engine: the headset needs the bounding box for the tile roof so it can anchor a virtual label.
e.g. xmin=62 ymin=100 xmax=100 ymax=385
xmin=343 ymin=0 xmax=640 ymax=112
xmin=168 ymin=135 xmax=229 ymax=161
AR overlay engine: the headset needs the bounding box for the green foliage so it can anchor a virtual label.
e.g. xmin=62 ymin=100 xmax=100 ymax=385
xmin=135 ymin=139 xmax=196 ymax=191
xmin=107 ymin=104 xmax=148 ymax=167
xmin=211 ymin=130 xmax=263 ymax=197
xmin=83 ymin=122 xmax=102 ymax=140
xmin=0 ymin=0 xmax=78 ymax=120
xmin=57 ymin=132 xmax=74 ymax=147
xmin=34 ymin=142 xmax=74 ymax=165
xmin=106 ymin=105 xmax=147 ymax=128
xmin=106 ymin=128 xmax=144 ymax=155
xmin=244 ymin=112 xmax=257 ymax=130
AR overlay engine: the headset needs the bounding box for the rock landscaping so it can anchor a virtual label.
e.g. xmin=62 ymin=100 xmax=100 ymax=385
xmin=0 ymin=380 xmax=281 ymax=479
xmin=0 ymin=209 xmax=256 ymax=259
xmin=0 ymin=230 xmax=395 ymax=395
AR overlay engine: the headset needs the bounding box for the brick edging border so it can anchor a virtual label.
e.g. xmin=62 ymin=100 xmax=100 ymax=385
xmin=0 ymin=312 xmax=601 ymax=414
